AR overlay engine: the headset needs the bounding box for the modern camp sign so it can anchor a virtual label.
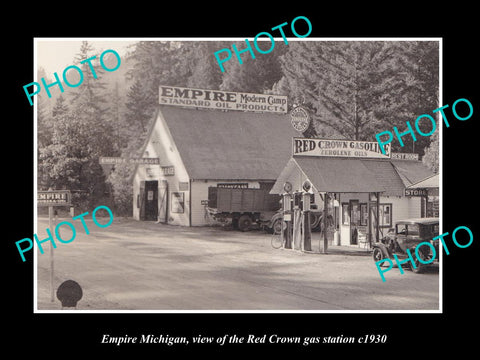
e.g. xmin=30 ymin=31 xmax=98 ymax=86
xmin=159 ymin=85 xmax=287 ymax=114
xmin=292 ymin=138 xmax=392 ymax=159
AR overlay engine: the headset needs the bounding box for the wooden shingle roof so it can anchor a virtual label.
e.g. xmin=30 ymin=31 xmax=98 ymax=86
xmin=158 ymin=105 xmax=299 ymax=180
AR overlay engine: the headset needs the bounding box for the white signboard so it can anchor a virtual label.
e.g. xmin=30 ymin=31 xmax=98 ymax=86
xmin=159 ymin=85 xmax=287 ymax=114
xmin=391 ymin=152 xmax=419 ymax=161
xmin=292 ymin=138 xmax=391 ymax=159
xmin=99 ymin=157 xmax=160 ymax=165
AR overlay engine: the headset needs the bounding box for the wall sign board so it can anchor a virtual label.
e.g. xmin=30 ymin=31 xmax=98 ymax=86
xmin=38 ymin=190 xmax=72 ymax=207
xmin=159 ymin=85 xmax=287 ymax=114
xmin=292 ymin=138 xmax=391 ymax=159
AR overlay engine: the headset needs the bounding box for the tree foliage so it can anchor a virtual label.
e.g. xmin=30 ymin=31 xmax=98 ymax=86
xmin=38 ymin=40 xmax=440 ymax=215
xmin=38 ymin=42 xmax=117 ymax=210
xmin=220 ymin=40 xmax=287 ymax=93
xmin=274 ymin=41 xmax=439 ymax=155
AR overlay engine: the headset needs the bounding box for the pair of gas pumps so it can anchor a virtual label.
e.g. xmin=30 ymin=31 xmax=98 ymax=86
xmin=280 ymin=180 xmax=329 ymax=252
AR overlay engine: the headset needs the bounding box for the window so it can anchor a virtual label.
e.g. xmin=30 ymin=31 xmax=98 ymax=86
xmin=171 ymin=192 xmax=185 ymax=213
xmin=208 ymin=187 xmax=217 ymax=208
xmin=379 ymin=204 xmax=391 ymax=227
xmin=342 ymin=203 xmax=349 ymax=225
xmin=360 ymin=203 xmax=368 ymax=226
xmin=147 ymin=190 xmax=154 ymax=201
xmin=406 ymin=224 xmax=419 ymax=236
xmin=371 ymin=203 xmax=392 ymax=228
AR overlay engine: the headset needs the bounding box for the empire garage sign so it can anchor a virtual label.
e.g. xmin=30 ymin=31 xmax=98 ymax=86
xmin=38 ymin=190 xmax=72 ymax=207
xmin=292 ymin=138 xmax=392 ymax=159
xmin=159 ymin=85 xmax=287 ymax=114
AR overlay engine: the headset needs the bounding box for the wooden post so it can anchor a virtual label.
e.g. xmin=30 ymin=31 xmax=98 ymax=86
xmin=376 ymin=192 xmax=380 ymax=243
xmin=323 ymin=192 xmax=328 ymax=254
xmin=283 ymin=193 xmax=292 ymax=249
xmin=285 ymin=221 xmax=292 ymax=249
xmin=367 ymin=195 xmax=371 ymax=247
xmin=48 ymin=206 xmax=54 ymax=302
xmin=303 ymin=193 xmax=312 ymax=251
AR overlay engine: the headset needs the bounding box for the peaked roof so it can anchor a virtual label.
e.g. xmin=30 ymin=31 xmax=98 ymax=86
xmin=271 ymin=157 xmax=387 ymax=194
xmin=270 ymin=157 xmax=434 ymax=196
xmin=407 ymin=173 xmax=439 ymax=189
xmin=157 ymin=105 xmax=299 ymax=180
xmin=296 ymin=157 xmax=386 ymax=193
xmin=361 ymin=159 xmax=408 ymax=196
xmin=391 ymin=160 xmax=435 ymax=187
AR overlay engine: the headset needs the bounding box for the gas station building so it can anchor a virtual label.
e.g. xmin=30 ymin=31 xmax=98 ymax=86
xmin=270 ymin=138 xmax=436 ymax=248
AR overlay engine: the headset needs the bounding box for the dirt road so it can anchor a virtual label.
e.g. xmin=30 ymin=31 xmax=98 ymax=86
xmin=36 ymin=216 xmax=439 ymax=311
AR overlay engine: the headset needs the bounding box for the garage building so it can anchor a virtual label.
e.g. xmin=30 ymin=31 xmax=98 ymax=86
xmin=132 ymin=87 xmax=298 ymax=226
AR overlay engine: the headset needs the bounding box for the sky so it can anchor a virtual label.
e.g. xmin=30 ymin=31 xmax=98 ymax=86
xmin=36 ymin=39 xmax=139 ymax=76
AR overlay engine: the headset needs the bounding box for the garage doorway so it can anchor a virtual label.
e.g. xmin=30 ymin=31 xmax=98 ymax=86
xmin=349 ymin=199 xmax=359 ymax=245
xmin=158 ymin=180 xmax=168 ymax=223
xmin=141 ymin=180 xmax=158 ymax=221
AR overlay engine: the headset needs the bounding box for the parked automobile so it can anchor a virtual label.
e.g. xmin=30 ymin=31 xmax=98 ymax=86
xmin=372 ymin=217 xmax=439 ymax=273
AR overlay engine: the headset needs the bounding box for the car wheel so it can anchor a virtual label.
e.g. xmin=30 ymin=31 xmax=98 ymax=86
xmin=372 ymin=248 xmax=385 ymax=264
xmin=410 ymin=255 xmax=424 ymax=273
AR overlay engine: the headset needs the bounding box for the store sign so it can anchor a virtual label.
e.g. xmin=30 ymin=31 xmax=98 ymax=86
xmin=99 ymin=157 xmax=160 ymax=165
xmin=292 ymin=138 xmax=391 ymax=159
xmin=161 ymin=166 xmax=175 ymax=176
xmin=290 ymin=106 xmax=310 ymax=132
xmin=159 ymin=85 xmax=287 ymax=114
xmin=392 ymin=153 xmax=419 ymax=161
xmin=37 ymin=190 xmax=71 ymax=207
xmin=217 ymin=183 xmax=249 ymax=189
xmin=405 ymin=188 xmax=428 ymax=197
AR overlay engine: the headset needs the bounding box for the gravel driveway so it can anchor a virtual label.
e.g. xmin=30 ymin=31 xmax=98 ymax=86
xmin=35 ymin=216 xmax=440 ymax=311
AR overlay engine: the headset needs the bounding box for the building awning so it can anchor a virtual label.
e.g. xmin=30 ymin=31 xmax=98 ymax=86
xmin=407 ymin=174 xmax=439 ymax=189
xmin=271 ymin=157 xmax=386 ymax=194
xmin=391 ymin=160 xmax=434 ymax=187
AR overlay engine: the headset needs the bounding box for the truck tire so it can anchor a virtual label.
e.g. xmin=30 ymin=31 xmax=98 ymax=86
xmin=232 ymin=217 xmax=239 ymax=230
xmin=238 ymin=214 xmax=253 ymax=232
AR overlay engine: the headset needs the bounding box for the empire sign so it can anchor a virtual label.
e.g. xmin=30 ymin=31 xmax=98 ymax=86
xmin=159 ymin=85 xmax=287 ymax=114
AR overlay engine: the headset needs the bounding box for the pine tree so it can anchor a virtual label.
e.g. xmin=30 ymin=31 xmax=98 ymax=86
xmin=186 ymin=42 xmax=225 ymax=90
xmin=422 ymin=128 xmax=439 ymax=173
xmin=219 ymin=40 xmax=287 ymax=93
xmin=69 ymin=41 xmax=110 ymax=117
xmin=52 ymin=94 xmax=68 ymax=118
xmin=273 ymin=40 xmax=439 ymax=152
xmin=127 ymin=41 xmax=192 ymax=115
xmin=125 ymin=79 xmax=151 ymax=133
xmin=38 ymin=41 xmax=118 ymax=210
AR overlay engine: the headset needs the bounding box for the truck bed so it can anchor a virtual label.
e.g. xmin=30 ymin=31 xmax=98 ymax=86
xmin=216 ymin=188 xmax=280 ymax=213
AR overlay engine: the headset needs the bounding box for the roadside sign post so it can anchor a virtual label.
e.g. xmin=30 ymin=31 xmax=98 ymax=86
xmin=37 ymin=190 xmax=71 ymax=302
xmin=49 ymin=206 xmax=54 ymax=302
xmin=323 ymin=193 xmax=329 ymax=254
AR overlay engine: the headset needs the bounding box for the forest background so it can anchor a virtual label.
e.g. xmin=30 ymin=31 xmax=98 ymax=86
xmin=36 ymin=40 xmax=440 ymax=215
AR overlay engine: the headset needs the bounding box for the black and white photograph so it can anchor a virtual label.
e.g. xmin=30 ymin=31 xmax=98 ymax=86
xmin=33 ymin=38 xmax=441 ymax=312
xmin=7 ymin=6 xmax=478 ymax=356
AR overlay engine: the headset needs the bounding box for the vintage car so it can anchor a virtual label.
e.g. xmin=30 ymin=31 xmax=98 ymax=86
xmin=372 ymin=217 xmax=439 ymax=273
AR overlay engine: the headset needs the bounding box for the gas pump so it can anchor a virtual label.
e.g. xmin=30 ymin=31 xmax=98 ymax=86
xmin=302 ymin=180 xmax=313 ymax=251
xmin=293 ymin=192 xmax=302 ymax=250
xmin=282 ymin=182 xmax=293 ymax=249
